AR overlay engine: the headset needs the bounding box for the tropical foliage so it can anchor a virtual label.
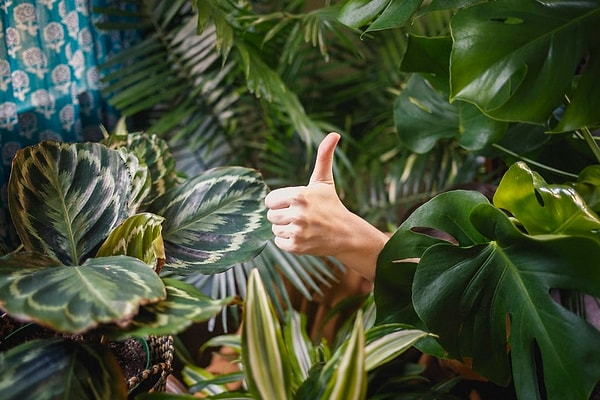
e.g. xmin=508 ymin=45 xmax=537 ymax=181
xmin=0 ymin=127 xmax=271 ymax=398
xmin=137 ymin=269 xmax=431 ymax=400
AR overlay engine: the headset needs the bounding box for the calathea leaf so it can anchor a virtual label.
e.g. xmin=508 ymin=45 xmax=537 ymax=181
xmin=0 ymin=252 xmax=166 ymax=333
xmin=96 ymin=213 xmax=165 ymax=268
xmin=110 ymin=277 xmax=233 ymax=338
xmin=102 ymin=131 xmax=180 ymax=205
xmin=412 ymin=200 xmax=600 ymax=399
xmin=493 ymin=161 xmax=600 ymax=242
xmin=0 ymin=338 xmax=127 ymax=400
xmin=8 ymin=141 xmax=131 ymax=266
xmin=148 ymin=167 xmax=271 ymax=274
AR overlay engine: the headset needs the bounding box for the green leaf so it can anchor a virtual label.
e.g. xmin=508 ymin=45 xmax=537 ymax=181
xmin=113 ymin=278 xmax=232 ymax=337
xmin=364 ymin=0 xmax=424 ymax=32
xmin=0 ymin=338 xmax=127 ymax=400
xmin=0 ymin=253 xmax=165 ymax=333
xmin=374 ymin=190 xmax=495 ymax=347
xmin=320 ymin=311 xmax=366 ymax=400
xmin=450 ymin=0 xmax=600 ymax=127
xmin=412 ymin=201 xmax=600 ymax=399
xmin=493 ymin=162 xmax=600 ymax=241
xmin=8 ymin=141 xmax=130 ymax=265
xmin=102 ymin=131 xmax=180 ymax=205
xmin=242 ymin=269 xmax=291 ymax=399
xmin=97 ymin=213 xmax=165 ymax=267
xmin=364 ymin=324 xmax=430 ymax=371
xmin=337 ymin=0 xmax=391 ymax=29
xmin=573 ymin=164 xmax=600 ymax=212
xmin=149 ymin=167 xmax=271 ymax=274
xmin=394 ymin=74 xmax=506 ymax=153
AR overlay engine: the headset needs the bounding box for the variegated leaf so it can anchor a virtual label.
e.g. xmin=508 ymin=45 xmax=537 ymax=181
xmin=120 ymin=149 xmax=152 ymax=214
xmin=364 ymin=325 xmax=430 ymax=372
xmin=149 ymin=167 xmax=271 ymax=274
xmin=0 ymin=252 xmax=166 ymax=333
xmin=102 ymin=131 xmax=180 ymax=204
xmin=0 ymin=338 xmax=127 ymax=400
xmin=8 ymin=141 xmax=131 ymax=266
xmin=321 ymin=310 xmax=367 ymax=400
xmin=97 ymin=213 xmax=165 ymax=268
xmin=110 ymin=278 xmax=233 ymax=338
xmin=242 ymin=269 xmax=291 ymax=399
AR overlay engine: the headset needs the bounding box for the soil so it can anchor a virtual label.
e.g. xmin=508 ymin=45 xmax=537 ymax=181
xmin=108 ymin=338 xmax=147 ymax=380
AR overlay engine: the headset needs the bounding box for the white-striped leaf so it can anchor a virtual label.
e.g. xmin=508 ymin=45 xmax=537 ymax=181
xmin=96 ymin=213 xmax=165 ymax=268
xmin=321 ymin=310 xmax=367 ymax=400
xmin=0 ymin=338 xmax=127 ymax=400
xmin=149 ymin=167 xmax=271 ymax=274
xmin=8 ymin=141 xmax=131 ymax=266
xmin=283 ymin=311 xmax=315 ymax=390
xmin=0 ymin=252 xmax=166 ymax=333
xmin=120 ymin=149 xmax=152 ymax=214
xmin=242 ymin=269 xmax=291 ymax=399
xmin=364 ymin=324 xmax=430 ymax=371
xmin=112 ymin=278 xmax=233 ymax=338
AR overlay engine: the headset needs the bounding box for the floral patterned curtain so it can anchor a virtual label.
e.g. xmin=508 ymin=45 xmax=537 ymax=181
xmin=0 ymin=0 xmax=136 ymax=247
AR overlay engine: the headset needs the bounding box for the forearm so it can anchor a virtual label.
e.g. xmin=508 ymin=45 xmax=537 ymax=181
xmin=331 ymin=211 xmax=389 ymax=282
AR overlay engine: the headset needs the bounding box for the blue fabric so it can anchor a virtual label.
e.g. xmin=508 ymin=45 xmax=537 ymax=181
xmin=0 ymin=0 xmax=135 ymax=247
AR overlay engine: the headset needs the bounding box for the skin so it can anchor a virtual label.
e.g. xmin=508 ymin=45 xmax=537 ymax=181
xmin=264 ymin=132 xmax=390 ymax=283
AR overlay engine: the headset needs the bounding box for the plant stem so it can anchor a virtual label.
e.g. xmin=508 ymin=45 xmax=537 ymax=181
xmin=578 ymin=126 xmax=600 ymax=163
xmin=492 ymin=144 xmax=578 ymax=179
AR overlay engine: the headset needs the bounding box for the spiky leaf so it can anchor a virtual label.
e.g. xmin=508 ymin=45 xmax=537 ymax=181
xmin=0 ymin=338 xmax=127 ymax=400
xmin=148 ymin=167 xmax=271 ymax=274
xmin=97 ymin=213 xmax=165 ymax=267
xmin=8 ymin=141 xmax=130 ymax=266
xmin=0 ymin=253 xmax=165 ymax=333
xmin=242 ymin=269 xmax=291 ymax=399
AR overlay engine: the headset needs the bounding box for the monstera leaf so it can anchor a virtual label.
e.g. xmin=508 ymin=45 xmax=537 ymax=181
xmin=450 ymin=0 xmax=600 ymax=130
xmin=8 ymin=141 xmax=131 ymax=266
xmin=379 ymin=190 xmax=600 ymax=399
xmin=395 ymin=36 xmax=507 ymax=153
xmin=0 ymin=338 xmax=127 ymax=400
xmin=494 ymin=162 xmax=600 ymax=241
xmin=0 ymin=252 xmax=166 ymax=333
xmin=148 ymin=166 xmax=271 ymax=274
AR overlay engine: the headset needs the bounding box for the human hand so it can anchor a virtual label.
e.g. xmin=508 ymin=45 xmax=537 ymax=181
xmin=265 ymin=132 xmax=388 ymax=281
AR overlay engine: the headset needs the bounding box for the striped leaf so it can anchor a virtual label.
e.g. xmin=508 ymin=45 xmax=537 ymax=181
xmin=120 ymin=149 xmax=152 ymax=214
xmin=0 ymin=252 xmax=166 ymax=333
xmin=364 ymin=324 xmax=430 ymax=372
xmin=112 ymin=278 xmax=233 ymax=338
xmin=242 ymin=269 xmax=292 ymax=399
xmin=8 ymin=141 xmax=131 ymax=266
xmin=0 ymin=338 xmax=127 ymax=400
xmin=321 ymin=310 xmax=367 ymax=400
xmin=97 ymin=213 xmax=165 ymax=268
xmin=102 ymin=131 xmax=180 ymax=205
xmin=148 ymin=167 xmax=271 ymax=274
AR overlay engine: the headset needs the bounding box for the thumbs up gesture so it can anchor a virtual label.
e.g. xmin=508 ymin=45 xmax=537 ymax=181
xmin=265 ymin=132 xmax=389 ymax=282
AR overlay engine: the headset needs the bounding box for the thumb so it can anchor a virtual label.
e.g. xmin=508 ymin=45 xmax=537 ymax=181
xmin=309 ymin=132 xmax=340 ymax=185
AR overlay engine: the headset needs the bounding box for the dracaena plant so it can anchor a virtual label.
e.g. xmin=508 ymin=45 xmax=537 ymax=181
xmin=136 ymin=268 xmax=432 ymax=400
xmin=0 ymin=124 xmax=271 ymax=398
xmin=331 ymin=0 xmax=600 ymax=399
